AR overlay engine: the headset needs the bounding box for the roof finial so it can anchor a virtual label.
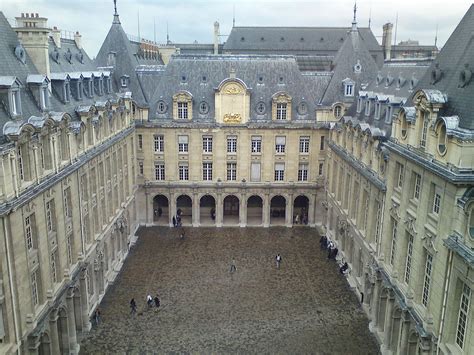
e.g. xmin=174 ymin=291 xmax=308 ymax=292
xmin=166 ymin=22 xmax=170 ymax=45
xmin=368 ymin=5 xmax=372 ymax=28
xmin=351 ymin=1 xmax=357 ymax=31
xmin=233 ymin=4 xmax=236 ymax=27
xmin=113 ymin=0 xmax=121 ymax=24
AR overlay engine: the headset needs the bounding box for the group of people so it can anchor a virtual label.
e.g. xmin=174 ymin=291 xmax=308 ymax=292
xmin=172 ymin=215 xmax=182 ymax=227
xmin=130 ymin=294 xmax=161 ymax=315
xmin=320 ymin=235 xmax=338 ymax=260
xmin=293 ymin=213 xmax=308 ymax=225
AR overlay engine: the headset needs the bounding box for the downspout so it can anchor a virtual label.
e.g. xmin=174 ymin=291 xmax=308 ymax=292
xmin=436 ymin=249 xmax=453 ymax=355
xmin=2 ymin=217 xmax=22 ymax=354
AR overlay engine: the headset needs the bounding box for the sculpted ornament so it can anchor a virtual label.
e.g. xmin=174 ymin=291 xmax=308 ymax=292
xmin=404 ymin=216 xmax=417 ymax=235
xmin=224 ymin=85 xmax=242 ymax=95
xmin=223 ymin=113 xmax=242 ymax=123
xmin=390 ymin=201 xmax=400 ymax=220
xmin=421 ymin=233 xmax=438 ymax=253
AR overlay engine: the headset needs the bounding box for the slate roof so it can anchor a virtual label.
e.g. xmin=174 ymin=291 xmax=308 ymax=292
xmin=0 ymin=12 xmax=42 ymax=137
xmin=147 ymin=54 xmax=332 ymax=122
xmin=345 ymin=62 xmax=429 ymax=136
xmin=48 ymin=38 xmax=96 ymax=73
xmin=410 ymin=4 xmax=474 ymax=130
xmin=320 ymin=27 xmax=379 ymax=106
xmin=95 ymin=14 xmax=149 ymax=106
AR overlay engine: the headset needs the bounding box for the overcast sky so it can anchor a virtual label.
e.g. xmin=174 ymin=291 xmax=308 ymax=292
xmin=2 ymin=0 xmax=473 ymax=57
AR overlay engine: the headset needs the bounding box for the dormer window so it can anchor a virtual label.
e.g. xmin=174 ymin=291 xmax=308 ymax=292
xmin=173 ymin=91 xmax=193 ymax=120
xmin=40 ymin=86 xmax=49 ymax=110
xmin=385 ymin=106 xmax=393 ymax=123
xmin=10 ymin=89 xmax=21 ymax=116
xmin=342 ymin=78 xmax=355 ymax=97
xmin=120 ymin=75 xmax=129 ymax=88
xmin=365 ymin=99 xmax=371 ymax=116
xmin=276 ymin=103 xmax=287 ymax=120
xmin=87 ymin=79 xmax=93 ymax=97
xmin=77 ymin=80 xmax=83 ymax=100
xmin=272 ymin=92 xmax=292 ymax=121
xmin=107 ymin=52 xmax=116 ymax=66
xmin=105 ymin=77 xmax=112 ymax=94
xmin=356 ymin=98 xmax=363 ymax=113
xmin=64 ymin=82 xmax=71 ymax=103
xmin=375 ymin=102 xmax=381 ymax=119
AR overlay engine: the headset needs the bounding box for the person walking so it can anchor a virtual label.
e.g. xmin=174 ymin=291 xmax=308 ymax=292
xmin=276 ymin=253 xmax=282 ymax=269
xmin=93 ymin=308 xmax=101 ymax=325
xmin=154 ymin=295 xmax=160 ymax=308
xmin=130 ymin=298 xmax=137 ymax=314
xmin=229 ymin=258 xmax=237 ymax=273
xmin=147 ymin=294 xmax=153 ymax=308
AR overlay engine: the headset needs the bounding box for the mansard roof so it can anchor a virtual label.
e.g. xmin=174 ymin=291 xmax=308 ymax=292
xmin=411 ymin=4 xmax=474 ymax=130
xmin=147 ymin=54 xmax=331 ymax=121
xmin=48 ymin=38 xmax=96 ymax=73
xmin=321 ymin=27 xmax=379 ymax=106
xmin=224 ymin=26 xmax=381 ymax=54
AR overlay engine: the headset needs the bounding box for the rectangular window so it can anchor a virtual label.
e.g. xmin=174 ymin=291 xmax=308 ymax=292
xmin=456 ymin=283 xmax=471 ymax=349
xmin=154 ymin=164 xmax=165 ymax=181
xmin=154 ymin=135 xmax=164 ymax=153
xmin=299 ymin=136 xmax=310 ymax=153
xmin=31 ymin=271 xmax=39 ymax=306
xmin=298 ymin=163 xmax=308 ymax=181
xmin=227 ymin=162 xmax=237 ymax=181
xmin=404 ymin=234 xmax=414 ymax=284
xmin=390 ymin=218 xmax=398 ymax=266
xmin=396 ymin=162 xmax=404 ymax=188
xmin=420 ymin=112 xmax=429 ymax=148
xmin=250 ymin=163 xmax=261 ymax=182
xmin=385 ymin=106 xmax=393 ymax=123
xmin=374 ymin=102 xmax=381 ymax=119
xmin=25 ymin=215 xmax=34 ymax=251
xmin=274 ymin=163 xmax=285 ymax=181
xmin=365 ymin=100 xmax=371 ymax=115
xmin=422 ymin=253 xmax=433 ymax=307
xmin=202 ymin=163 xmax=212 ymax=181
xmin=362 ymin=190 xmax=369 ymax=230
xmin=46 ymin=200 xmax=55 ymax=233
xmin=138 ymin=161 xmax=144 ymax=175
xmin=374 ymin=200 xmax=381 ymax=244
xmin=64 ymin=187 xmax=72 ymax=219
xmin=177 ymin=102 xmax=188 ymax=119
xmin=227 ymin=136 xmax=237 ymax=153
xmin=275 ymin=136 xmax=286 ymax=153
xmin=66 ymin=234 xmax=73 ymax=265
xmin=320 ymin=136 xmax=325 ymax=151
xmin=318 ymin=163 xmax=324 ymax=176
xmin=433 ymin=192 xmax=441 ymax=214
xmin=251 ymin=136 xmax=262 ymax=153
xmin=413 ymin=173 xmax=422 ymax=200
xmin=202 ymin=136 xmax=213 ymax=153
xmin=345 ymin=84 xmax=353 ymax=96
xmin=179 ymin=164 xmax=189 ymax=181
xmin=51 ymin=250 xmax=58 ymax=283
xmin=18 ymin=146 xmax=25 ymax=181
xmin=178 ymin=135 xmax=189 ymax=153
xmin=138 ymin=134 xmax=143 ymax=150
xmin=276 ymin=103 xmax=287 ymax=120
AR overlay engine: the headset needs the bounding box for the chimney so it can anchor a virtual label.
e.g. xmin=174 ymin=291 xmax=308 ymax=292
xmin=51 ymin=26 xmax=61 ymax=48
xmin=14 ymin=13 xmax=51 ymax=77
xmin=382 ymin=23 xmax=393 ymax=60
xmin=74 ymin=31 xmax=82 ymax=49
xmin=213 ymin=21 xmax=220 ymax=55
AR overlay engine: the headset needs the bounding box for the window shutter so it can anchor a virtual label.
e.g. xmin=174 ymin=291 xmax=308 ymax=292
xmin=251 ymin=163 xmax=261 ymax=182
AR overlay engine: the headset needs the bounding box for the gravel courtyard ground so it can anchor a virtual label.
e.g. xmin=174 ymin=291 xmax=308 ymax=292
xmin=80 ymin=227 xmax=379 ymax=354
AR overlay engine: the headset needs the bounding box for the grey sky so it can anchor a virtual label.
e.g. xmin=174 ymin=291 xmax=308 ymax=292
xmin=2 ymin=0 xmax=473 ymax=57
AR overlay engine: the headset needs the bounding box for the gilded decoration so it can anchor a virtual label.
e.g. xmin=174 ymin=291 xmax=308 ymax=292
xmin=223 ymin=113 xmax=242 ymax=123
xmin=224 ymin=85 xmax=242 ymax=95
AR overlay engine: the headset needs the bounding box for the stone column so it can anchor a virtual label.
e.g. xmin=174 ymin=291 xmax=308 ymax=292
xmin=263 ymin=193 xmax=270 ymax=228
xmin=399 ymin=312 xmax=411 ymax=355
xmin=169 ymin=193 xmax=177 ymax=227
xmin=286 ymin=194 xmax=294 ymax=227
xmin=28 ymin=335 xmax=40 ymax=355
xmin=308 ymin=192 xmax=316 ymax=226
xmin=239 ymin=194 xmax=247 ymax=227
xmin=383 ymin=291 xmax=395 ymax=349
xmin=66 ymin=291 xmax=78 ymax=354
xmin=192 ymin=192 xmax=200 ymax=227
xmin=79 ymin=269 xmax=91 ymax=332
xmin=49 ymin=309 xmax=61 ymax=355
xmin=216 ymin=193 xmax=223 ymax=227
xmin=370 ymin=276 xmax=381 ymax=329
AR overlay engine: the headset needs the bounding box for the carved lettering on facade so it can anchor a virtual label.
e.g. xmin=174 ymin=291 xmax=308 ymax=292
xmin=223 ymin=113 xmax=242 ymax=123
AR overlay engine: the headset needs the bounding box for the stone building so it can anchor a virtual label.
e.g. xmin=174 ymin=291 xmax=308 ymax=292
xmin=325 ymin=5 xmax=474 ymax=354
xmin=0 ymin=11 xmax=138 ymax=354
xmin=0 ymin=2 xmax=472 ymax=355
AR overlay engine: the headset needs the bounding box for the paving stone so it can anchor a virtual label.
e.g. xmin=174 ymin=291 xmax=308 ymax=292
xmin=80 ymin=227 xmax=380 ymax=354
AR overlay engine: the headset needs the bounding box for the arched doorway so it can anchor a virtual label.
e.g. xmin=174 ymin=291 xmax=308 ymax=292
xmin=153 ymin=195 xmax=169 ymax=224
xmin=223 ymin=195 xmax=239 ymax=225
xmin=270 ymin=195 xmax=286 ymax=225
xmin=176 ymin=195 xmax=192 ymax=226
xmin=247 ymin=195 xmax=263 ymax=226
xmin=293 ymin=195 xmax=309 ymax=225
xmin=200 ymin=195 xmax=216 ymax=226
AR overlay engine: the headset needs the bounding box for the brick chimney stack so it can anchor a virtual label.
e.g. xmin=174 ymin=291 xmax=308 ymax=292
xmin=74 ymin=31 xmax=82 ymax=49
xmin=51 ymin=26 xmax=61 ymax=48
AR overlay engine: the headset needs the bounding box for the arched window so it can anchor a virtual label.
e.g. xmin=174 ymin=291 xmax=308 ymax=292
xmin=437 ymin=121 xmax=447 ymax=155
xmin=401 ymin=113 xmax=408 ymax=139
xmin=469 ymin=210 xmax=474 ymax=238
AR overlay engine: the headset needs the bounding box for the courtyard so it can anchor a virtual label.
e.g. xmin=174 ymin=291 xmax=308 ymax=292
xmin=80 ymin=227 xmax=379 ymax=354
